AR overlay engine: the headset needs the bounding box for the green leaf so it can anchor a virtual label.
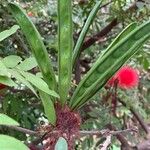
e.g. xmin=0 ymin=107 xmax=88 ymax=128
xmin=0 ymin=76 xmax=17 ymax=87
xmin=39 ymin=91 xmax=56 ymax=125
xmin=72 ymin=0 xmax=103 ymax=66
xmin=55 ymin=137 xmax=68 ymax=150
xmin=36 ymin=72 xmax=43 ymax=78
xmin=112 ymin=145 xmax=120 ymax=150
xmin=0 ymin=114 xmax=19 ymax=126
xmin=101 ymin=22 xmax=137 ymax=56
xmin=17 ymin=57 xmax=37 ymax=71
xmin=70 ymin=20 xmax=150 ymax=110
xmin=0 ymin=60 xmax=11 ymax=77
xmin=8 ymin=3 xmax=57 ymax=91
xmin=9 ymin=69 xmax=38 ymax=96
xmin=19 ymin=71 xmax=59 ymax=98
xmin=143 ymin=58 xmax=149 ymax=70
xmin=0 ymin=134 xmax=29 ymax=150
xmin=2 ymin=55 xmax=22 ymax=68
xmin=0 ymin=25 xmax=19 ymax=42
xmin=58 ymin=0 xmax=73 ymax=104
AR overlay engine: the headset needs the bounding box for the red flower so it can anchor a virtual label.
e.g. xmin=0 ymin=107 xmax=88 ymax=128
xmin=108 ymin=66 xmax=139 ymax=89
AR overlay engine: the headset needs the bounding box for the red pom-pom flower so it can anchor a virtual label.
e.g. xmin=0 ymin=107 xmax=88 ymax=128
xmin=108 ymin=66 xmax=139 ymax=89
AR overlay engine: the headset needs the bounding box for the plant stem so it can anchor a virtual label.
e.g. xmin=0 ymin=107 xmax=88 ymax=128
xmin=2 ymin=125 xmax=136 ymax=137
xmin=80 ymin=128 xmax=137 ymax=136
xmin=2 ymin=125 xmax=39 ymax=136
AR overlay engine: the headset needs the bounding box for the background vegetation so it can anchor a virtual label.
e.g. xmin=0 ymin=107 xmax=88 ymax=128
xmin=0 ymin=0 xmax=150 ymax=149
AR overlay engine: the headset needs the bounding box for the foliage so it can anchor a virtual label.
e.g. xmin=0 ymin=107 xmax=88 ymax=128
xmin=0 ymin=0 xmax=150 ymax=149
xmin=0 ymin=113 xmax=19 ymax=126
xmin=55 ymin=137 xmax=68 ymax=150
xmin=0 ymin=134 xmax=28 ymax=150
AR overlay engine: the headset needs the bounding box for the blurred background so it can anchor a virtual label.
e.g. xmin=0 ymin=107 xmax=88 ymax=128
xmin=0 ymin=0 xmax=150 ymax=149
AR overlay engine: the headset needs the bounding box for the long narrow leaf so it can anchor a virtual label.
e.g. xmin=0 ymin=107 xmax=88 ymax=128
xmin=9 ymin=69 xmax=38 ymax=97
xmin=0 ymin=76 xmax=17 ymax=87
xmin=72 ymin=0 xmax=103 ymax=66
xmin=2 ymin=55 xmax=22 ymax=68
xmin=0 ymin=25 xmax=19 ymax=42
xmin=19 ymin=71 xmax=59 ymax=98
xmin=39 ymin=91 xmax=56 ymax=125
xmin=58 ymin=0 xmax=73 ymax=104
xmin=8 ymin=3 xmax=57 ymax=91
xmin=101 ymin=22 xmax=137 ymax=56
xmin=17 ymin=57 xmax=37 ymax=71
xmin=70 ymin=21 xmax=150 ymax=110
xmin=0 ymin=60 xmax=11 ymax=77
